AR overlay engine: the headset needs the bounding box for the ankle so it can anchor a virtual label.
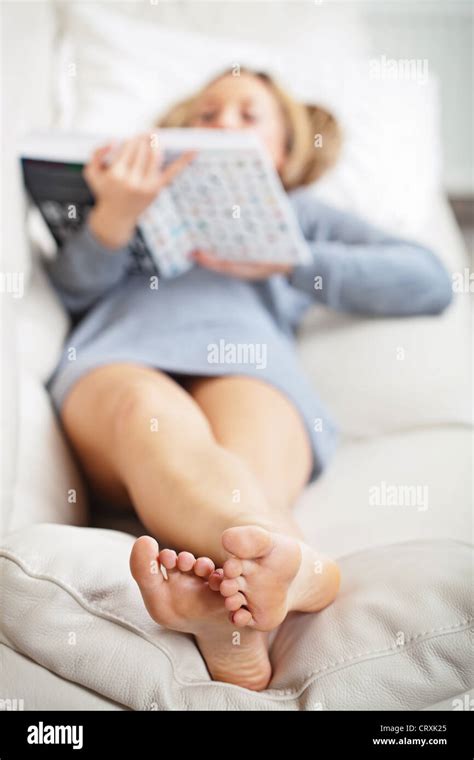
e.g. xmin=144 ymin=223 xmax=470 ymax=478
xmin=226 ymin=510 xmax=295 ymax=538
xmin=289 ymin=546 xmax=341 ymax=613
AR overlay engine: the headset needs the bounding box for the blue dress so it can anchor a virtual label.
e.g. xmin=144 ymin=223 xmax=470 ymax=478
xmin=45 ymin=187 xmax=453 ymax=482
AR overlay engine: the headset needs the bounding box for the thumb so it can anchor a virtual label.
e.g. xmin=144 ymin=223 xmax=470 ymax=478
xmin=159 ymin=151 xmax=196 ymax=187
xmin=90 ymin=141 xmax=117 ymax=168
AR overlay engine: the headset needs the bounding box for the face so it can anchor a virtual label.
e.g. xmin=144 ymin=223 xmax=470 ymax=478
xmin=190 ymin=73 xmax=287 ymax=169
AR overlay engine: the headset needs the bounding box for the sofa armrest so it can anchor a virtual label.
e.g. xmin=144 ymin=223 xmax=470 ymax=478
xmin=1 ymin=524 xmax=471 ymax=710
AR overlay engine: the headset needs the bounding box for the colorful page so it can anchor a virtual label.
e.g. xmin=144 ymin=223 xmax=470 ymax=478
xmin=139 ymin=129 xmax=311 ymax=278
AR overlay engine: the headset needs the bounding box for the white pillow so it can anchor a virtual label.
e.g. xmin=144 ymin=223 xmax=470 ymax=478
xmin=54 ymin=2 xmax=442 ymax=233
xmin=310 ymin=75 xmax=442 ymax=235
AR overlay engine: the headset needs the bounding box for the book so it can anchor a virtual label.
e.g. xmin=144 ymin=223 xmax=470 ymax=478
xmin=20 ymin=129 xmax=311 ymax=278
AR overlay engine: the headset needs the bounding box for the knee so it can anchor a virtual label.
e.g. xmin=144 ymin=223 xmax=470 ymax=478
xmin=110 ymin=377 xmax=163 ymax=432
xmin=110 ymin=376 xmax=214 ymax=465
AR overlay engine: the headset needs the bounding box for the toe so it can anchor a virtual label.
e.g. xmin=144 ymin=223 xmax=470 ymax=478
xmin=224 ymin=592 xmax=247 ymax=612
xmin=194 ymin=557 xmax=215 ymax=578
xmin=208 ymin=569 xmax=224 ymax=591
xmin=177 ymin=551 xmax=196 ymax=572
xmin=159 ymin=549 xmax=177 ymax=570
xmin=222 ymin=526 xmax=273 ymax=560
xmin=129 ymin=536 xmax=163 ymax=608
xmin=219 ymin=578 xmax=243 ymax=597
xmin=223 ymin=557 xmax=243 ymax=578
xmin=231 ymin=608 xmax=254 ymax=627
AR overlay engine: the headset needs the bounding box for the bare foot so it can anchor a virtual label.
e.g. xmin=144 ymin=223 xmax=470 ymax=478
xmin=219 ymin=526 xmax=340 ymax=631
xmin=129 ymin=536 xmax=272 ymax=691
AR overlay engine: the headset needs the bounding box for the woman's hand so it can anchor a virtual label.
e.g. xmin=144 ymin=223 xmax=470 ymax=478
xmin=85 ymin=133 xmax=194 ymax=249
xmin=193 ymin=250 xmax=294 ymax=280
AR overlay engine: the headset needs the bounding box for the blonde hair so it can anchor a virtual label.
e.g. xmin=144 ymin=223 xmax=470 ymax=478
xmin=155 ymin=68 xmax=343 ymax=191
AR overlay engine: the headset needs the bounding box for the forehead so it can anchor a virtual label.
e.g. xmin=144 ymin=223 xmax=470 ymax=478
xmin=198 ymin=74 xmax=276 ymax=106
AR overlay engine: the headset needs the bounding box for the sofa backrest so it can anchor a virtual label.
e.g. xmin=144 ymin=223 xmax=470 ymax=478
xmin=1 ymin=1 xmax=88 ymax=537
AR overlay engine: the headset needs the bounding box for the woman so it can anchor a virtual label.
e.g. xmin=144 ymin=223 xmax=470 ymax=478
xmin=46 ymin=69 xmax=452 ymax=691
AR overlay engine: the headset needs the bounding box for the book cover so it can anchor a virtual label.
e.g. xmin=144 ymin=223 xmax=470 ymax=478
xmin=20 ymin=129 xmax=311 ymax=278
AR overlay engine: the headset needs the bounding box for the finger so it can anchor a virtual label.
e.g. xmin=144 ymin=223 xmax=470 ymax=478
xmin=129 ymin=135 xmax=151 ymax=181
xmin=193 ymin=251 xmax=226 ymax=268
xmin=90 ymin=141 xmax=117 ymax=162
xmin=159 ymin=151 xmax=196 ymax=187
xmin=114 ymin=135 xmax=142 ymax=172
xmin=194 ymin=254 xmax=243 ymax=276
xmin=193 ymin=252 xmax=288 ymax=279
xmin=144 ymin=138 xmax=163 ymax=181
xmin=224 ymin=261 xmax=280 ymax=275
xmin=193 ymin=251 xmax=243 ymax=270
xmin=270 ymin=263 xmax=294 ymax=275
xmin=83 ymin=144 xmax=114 ymax=180
xmin=91 ymin=146 xmax=112 ymax=166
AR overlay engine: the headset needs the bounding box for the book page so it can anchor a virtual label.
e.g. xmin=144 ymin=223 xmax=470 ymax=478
xmin=139 ymin=130 xmax=311 ymax=277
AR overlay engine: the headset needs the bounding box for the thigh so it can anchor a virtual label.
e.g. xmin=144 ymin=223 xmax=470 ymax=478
xmin=186 ymin=375 xmax=313 ymax=509
xmin=61 ymin=363 xmax=212 ymax=509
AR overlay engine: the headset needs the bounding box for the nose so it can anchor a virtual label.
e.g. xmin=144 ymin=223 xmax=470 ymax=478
xmin=212 ymin=110 xmax=240 ymax=130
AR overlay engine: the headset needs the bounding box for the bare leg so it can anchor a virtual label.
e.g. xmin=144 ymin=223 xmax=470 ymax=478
xmin=62 ymin=364 xmax=340 ymax=686
xmin=62 ymin=365 xmax=299 ymax=561
xmin=185 ymin=375 xmax=311 ymax=532
xmin=185 ymin=376 xmax=340 ymax=631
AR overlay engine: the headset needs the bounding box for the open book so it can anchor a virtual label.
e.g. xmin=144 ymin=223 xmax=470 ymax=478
xmin=20 ymin=129 xmax=311 ymax=278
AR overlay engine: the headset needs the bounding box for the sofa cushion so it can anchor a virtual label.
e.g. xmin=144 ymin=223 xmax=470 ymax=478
xmin=0 ymin=296 xmax=19 ymax=538
xmin=295 ymin=426 xmax=473 ymax=558
xmin=8 ymin=375 xmax=88 ymax=534
xmin=0 ymin=643 xmax=126 ymax=711
xmin=90 ymin=426 xmax=472 ymax=560
xmin=1 ymin=277 xmax=88 ymax=536
xmin=0 ymin=524 xmax=471 ymax=710
xmin=17 ymin=256 xmax=70 ymax=383
xmin=297 ymin=195 xmax=471 ymax=439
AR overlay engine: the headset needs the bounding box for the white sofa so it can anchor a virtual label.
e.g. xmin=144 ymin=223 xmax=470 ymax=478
xmin=0 ymin=1 xmax=472 ymax=711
